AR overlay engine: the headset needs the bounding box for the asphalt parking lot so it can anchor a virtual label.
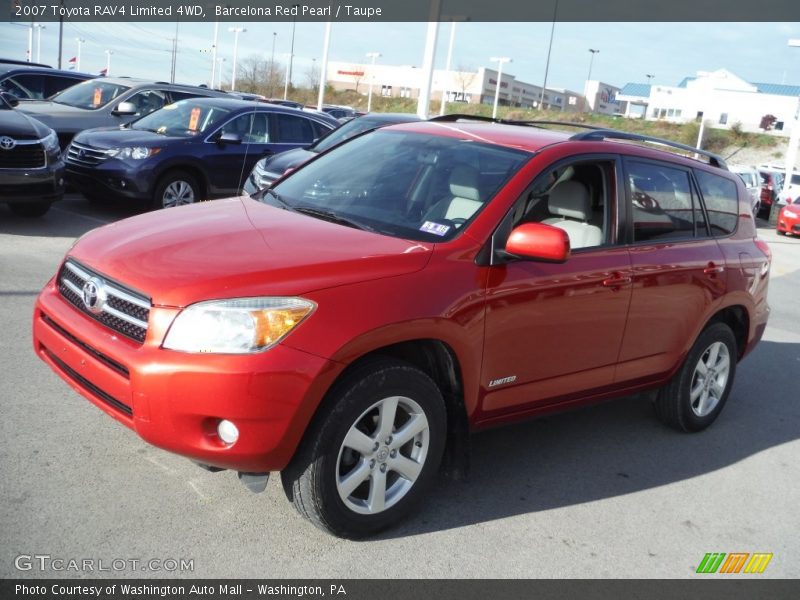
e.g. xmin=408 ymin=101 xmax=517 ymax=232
xmin=1 ymin=194 xmax=798 ymax=578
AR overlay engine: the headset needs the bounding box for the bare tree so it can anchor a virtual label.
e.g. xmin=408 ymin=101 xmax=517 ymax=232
xmin=305 ymin=60 xmax=321 ymax=92
xmin=453 ymin=64 xmax=477 ymax=102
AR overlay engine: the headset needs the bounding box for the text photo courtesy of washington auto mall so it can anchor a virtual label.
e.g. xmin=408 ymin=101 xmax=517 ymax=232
xmin=1 ymin=0 xmax=800 ymax=597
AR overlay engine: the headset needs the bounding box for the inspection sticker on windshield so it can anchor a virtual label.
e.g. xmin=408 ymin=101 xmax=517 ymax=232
xmin=420 ymin=221 xmax=451 ymax=236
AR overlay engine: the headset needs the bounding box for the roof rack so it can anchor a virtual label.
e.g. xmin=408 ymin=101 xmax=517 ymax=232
xmin=570 ymin=129 xmax=728 ymax=169
xmin=429 ymin=115 xmax=607 ymax=131
xmin=428 ymin=114 xmax=501 ymax=124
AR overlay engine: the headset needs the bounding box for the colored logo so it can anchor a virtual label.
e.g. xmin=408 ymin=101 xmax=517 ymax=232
xmin=696 ymin=552 xmax=773 ymax=574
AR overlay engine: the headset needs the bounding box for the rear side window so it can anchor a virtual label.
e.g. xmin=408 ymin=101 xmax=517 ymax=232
xmin=272 ymin=113 xmax=315 ymax=144
xmin=628 ymin=161 xmax=706 ymax=242
xmin=1 ymin=74 xmax=45 ymax=99
xmin=44 ymin=75 xmax=85 ymax=98
xmin=695 ymin=170 xmax=739 ymax=236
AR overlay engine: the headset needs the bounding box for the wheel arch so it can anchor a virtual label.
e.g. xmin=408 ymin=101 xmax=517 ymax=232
xmin=153 ymin=162 xmax=209 ymax=199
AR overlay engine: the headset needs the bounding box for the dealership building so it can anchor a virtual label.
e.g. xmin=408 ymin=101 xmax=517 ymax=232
xmin=617 ymin=69 xmax=800 ymax=135
xmin=325 ymin=61 xmax=583 ymax=112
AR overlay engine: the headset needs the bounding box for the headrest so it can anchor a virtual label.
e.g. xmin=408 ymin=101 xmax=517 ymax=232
xmin=548 ymin=180 xmax=591 ymax=221
xmin=449 ymin=164 xmax=480 ymax=202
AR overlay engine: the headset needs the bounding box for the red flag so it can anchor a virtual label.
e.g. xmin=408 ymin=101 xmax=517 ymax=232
xmin=68 ymin=56 xmax=76 ymax=63
xmin=99 ymin=68 xmax=107 ymax=76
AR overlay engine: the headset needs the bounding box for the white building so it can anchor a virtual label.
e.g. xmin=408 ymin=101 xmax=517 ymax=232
xmin=617 ymin=69 xmax=800 ymax=135
xmin=583 ymin=80 xmax=625 ymax=115
xmin=325 ymin=61 xmax=582 ymax=111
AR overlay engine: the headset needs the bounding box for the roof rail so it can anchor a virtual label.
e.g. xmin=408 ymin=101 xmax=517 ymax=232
xmin=507 ymin=120 xmax=606 ymax=131
xmin=428 ymin=114 xmax=501 ymax=124
xmin=570 ymin=129 xmax=728 ymax=169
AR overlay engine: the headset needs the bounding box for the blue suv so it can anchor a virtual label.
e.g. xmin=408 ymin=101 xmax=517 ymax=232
xmin=64 ymin=97 xmax=337 ymax=210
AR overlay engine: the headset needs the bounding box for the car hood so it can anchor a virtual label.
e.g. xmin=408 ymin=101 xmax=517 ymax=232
xmin=16 ymin=101 xmax=96 ymax=130
xmin=74 ymin=127 xmax=175 ymax=149
xmin=68 ymin=197 xmax=432 ymax=308
xmin=263 ymin=147 xmax=316 ymax=174
xmin=0 ymin=108 xmax=51 ymax=138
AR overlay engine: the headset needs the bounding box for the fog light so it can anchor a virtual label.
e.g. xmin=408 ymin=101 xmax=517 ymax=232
xmin=217 ymin=420 xmax=239 ymax=445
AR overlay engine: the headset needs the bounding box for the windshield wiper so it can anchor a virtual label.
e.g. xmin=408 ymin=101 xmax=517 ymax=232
xmin=293 ymin=206 xmax=376 ymax=232
xmin=260 ymin=187 xmax=294 ymax=209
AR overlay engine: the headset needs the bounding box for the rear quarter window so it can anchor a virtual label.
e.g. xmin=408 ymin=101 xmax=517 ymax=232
xmin=695 ymin=170 xmax=739 ymax=236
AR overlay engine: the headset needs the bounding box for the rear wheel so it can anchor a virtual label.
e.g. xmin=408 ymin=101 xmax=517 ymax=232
xmin=152 ymin=170 xmax=200 ymax=210
xmin=8 ymin=202 xmax=51 ymax=217
xmin=281 ymin=358 xmax=446 ymax=538
xmin=655 ymin=323 xmax=737 ymax=432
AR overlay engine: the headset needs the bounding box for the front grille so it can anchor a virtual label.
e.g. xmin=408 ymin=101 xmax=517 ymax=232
xmin=44 ymin=348 xmax=133 ymax=416
xmin=66 ymin=141 xmax=110 ymax=167
xmin=0 ymin=140 xmax=45 ymax=169
xmin=58 ymin=259 xmax=151 ymax=344
xmin=42 ymin=314 xmax=130 ymax=378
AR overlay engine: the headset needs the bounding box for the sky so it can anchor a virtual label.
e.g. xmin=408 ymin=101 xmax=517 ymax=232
xmin=1 ymin=21 xmax=800 ymax=93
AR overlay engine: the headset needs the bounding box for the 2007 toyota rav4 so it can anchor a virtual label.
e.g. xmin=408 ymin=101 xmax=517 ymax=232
xmin=33 ymin=116 xmax=770 ymax=538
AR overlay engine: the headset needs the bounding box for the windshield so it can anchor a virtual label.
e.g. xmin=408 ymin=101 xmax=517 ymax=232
xmin=132 ymin=101 xmax=230 ymax=137
xmin=50 ymin=79 xmax=130 ymax=109
xmin=266 ymin=130 xmax=531 ymax=243
xmin=314 ymin=117 xmax=403 ymax=153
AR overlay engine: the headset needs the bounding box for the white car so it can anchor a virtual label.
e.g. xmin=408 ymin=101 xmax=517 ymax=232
xmin=776 ymin=171 xmax=800 ymax=206
xmin=729 ymin=165 xmax=761 ymax=215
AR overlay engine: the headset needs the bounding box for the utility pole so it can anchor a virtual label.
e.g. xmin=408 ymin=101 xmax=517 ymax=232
xmin=317 ymin=22 xmax=331 ymax=109
xmin=170 ymin=22 xmax=180 ymax=84
xmin=539 ymin=0 xmax=558 ymax=110
xmin=269 ymin=32 xmax=277 ymax=97
xmin=210 ymin=20 xmax=219 ymax=88
xmin=288 ymin=6 xmax=298 ymax=93
xmin=57 ymin=0 xmax=64 ymax=68
xmin=366 ymin=52 xmax=381 ymax=112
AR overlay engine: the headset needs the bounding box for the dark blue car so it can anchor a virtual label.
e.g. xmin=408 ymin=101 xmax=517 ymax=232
xmin=64 ymin=97 xmax=338 ymax=210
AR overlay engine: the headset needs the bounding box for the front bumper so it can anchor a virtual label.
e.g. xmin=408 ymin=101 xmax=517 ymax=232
xmin=1 ymin=161 xmax=65 ymax=203
xmin=65 ymin=160 xmax=153 ymax=201
xmin=777 ymin=208 xmax=800 ymax=234
xmin=33 ymin=278 xmax=340 ymax=472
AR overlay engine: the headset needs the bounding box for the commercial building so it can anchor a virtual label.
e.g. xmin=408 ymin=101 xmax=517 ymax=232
xmin=583 ymin=80 xmax=625 ymax=115
xmin=325 ymin=61 xmax=583 ymax=112
xmin=617 ymin=69 xmax=800 ymax=135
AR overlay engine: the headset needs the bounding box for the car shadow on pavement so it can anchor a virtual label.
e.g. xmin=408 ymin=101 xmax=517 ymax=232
xmin=0 ymin=196 xmax=140 ymax=239
xmin=378 ymin=339 xmax=799 ymax=539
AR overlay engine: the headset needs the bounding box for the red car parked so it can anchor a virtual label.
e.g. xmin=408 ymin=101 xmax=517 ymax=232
xmin=777 ymin=202 xmax=800 ymax=236
xmin=33 ymin=117 xmax=771 ymax=537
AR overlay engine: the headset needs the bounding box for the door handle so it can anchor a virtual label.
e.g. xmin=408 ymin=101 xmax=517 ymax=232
xmin=602 ymin=273 xmax=632 ymax=288
xmin=703 ymin=263 xmax=725 ymax=276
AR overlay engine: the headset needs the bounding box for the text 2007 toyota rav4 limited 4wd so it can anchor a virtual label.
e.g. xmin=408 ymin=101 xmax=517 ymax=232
xmin=33 ymin=116 xmax=770 ymax=538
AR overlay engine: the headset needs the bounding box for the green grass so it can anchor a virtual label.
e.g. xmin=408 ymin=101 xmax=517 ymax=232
xmin=292 ymin=87 xmax=778 ymax=155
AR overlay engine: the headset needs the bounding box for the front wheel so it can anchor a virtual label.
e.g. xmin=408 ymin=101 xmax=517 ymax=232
xmin=655 ymin=322 xmax=737 ymax=432
xmin=152 ymin=170 xmax=200 ymax=210
xmin=281 ymin=358 xmax=447 ymax=538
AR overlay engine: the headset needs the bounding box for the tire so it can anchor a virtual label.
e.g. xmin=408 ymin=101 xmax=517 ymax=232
xmin=777 ymin=230 xmax=786 ymax=236
xmin=152 ymin=170 xmax=200 ymax=210
xmin=8 ymin=202 xmax=51 ymax=217
xmin=281 ymin=358 xmax=447 ymax=538
xmin=654 ymin=322 xmax=737 ymax=432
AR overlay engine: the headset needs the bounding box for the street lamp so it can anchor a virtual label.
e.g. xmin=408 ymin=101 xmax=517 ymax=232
xmin=283 ymin=53 xmax=293 ymax=100
xmin=587 ymin=48 xmax=599 ymax=82
xmin=288 ymin=5 xmax=299 ymax=93
xmin=646 ymin=73 xmax=655 ymax=84
xmin=34 ymin=24 xmax=45 ymax=63
xmin=490 ymin=57 xmax=511 ymax=119
xmin=228 ymin=26 xmax=246 ymax=91
xmin=365 ymin=51 xmax=381 ymax=112
xmin=75 ymin=37 xmax=85 ymax=71
xmin=269 ymin=32 xmax=277 ymax=97
xmin=104 ymin=50 xmax=113 ymax=76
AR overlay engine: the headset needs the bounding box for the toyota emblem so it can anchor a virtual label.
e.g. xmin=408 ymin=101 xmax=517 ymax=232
xmin=81 ymin=277 xmax=107 ymax=314
xmin=0 ymin=136 xmax=16 ymax=150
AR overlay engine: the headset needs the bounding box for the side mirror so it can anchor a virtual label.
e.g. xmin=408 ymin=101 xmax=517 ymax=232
xmin=112 ymin=101 xmax=137 ymax=116
xmin=0 ymin=92 xmax=19 ymax=108
xmin=217 ymin=132 xmax=242 ymax=145
xmin=504 ymin=222 xmax=570 ymax=263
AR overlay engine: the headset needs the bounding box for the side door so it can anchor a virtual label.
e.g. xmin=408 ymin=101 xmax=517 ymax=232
xmin=480 ymin=156 xmax=634 ymax=415
xmin=614 ymin=158 xmax=726 ymax=384
xmin=203 ymin=111 xmax=276 ymax=195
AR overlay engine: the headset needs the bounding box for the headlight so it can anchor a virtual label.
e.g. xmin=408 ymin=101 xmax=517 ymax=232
xmin=162 ymin=297 xmax=315 ymax=354
xmin=41 ymin=130 xmax=59 ymax=152
xmin=105 ymin=146 xmax=160 ymax=160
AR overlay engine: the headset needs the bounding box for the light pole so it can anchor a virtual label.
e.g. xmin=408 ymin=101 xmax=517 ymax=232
xmin=34 ymin=24 xmax=45 ymax=63
xmin=215 ymin=57 xmax=227 ymax=89
xmin=490 ymin=57 xmax=511 ymax=119
xmin=75 ymin=37 xmax=84 ymax=71
xmin=587 ymin=48 xmax=599 ymax=82
xmin=283 ymin=53 xmax=293 ymax=100
xmin=27 ymin=23 xmax=33 ymax=62
xmin=210 ymin=21 xmax=219 ymax=88
xmin=365 ymin=52 xmax=381 ymax=112
xmin=104 ymin=50 xmax=113 ymax=76
xmin=439 ymin=21 xmax=457 ymax=116
xmin=269 ymin=32 xmax=277 ymax=97
xmin=288 ymin=5 xmax=299 ymax=93
xmin=539 ymin=0 xmax=558 ymax=110
xmin=228 ymin=26 xmax=246 ymax=91
xmin=646 ymin=73 xmax=655 ymax=84
xmin=317 ymin=22 xmax=332 ymax=109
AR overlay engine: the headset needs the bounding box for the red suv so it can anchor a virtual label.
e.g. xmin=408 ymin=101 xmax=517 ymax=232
xmin=32 ymin=116 xmax=771 ymax=538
